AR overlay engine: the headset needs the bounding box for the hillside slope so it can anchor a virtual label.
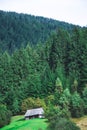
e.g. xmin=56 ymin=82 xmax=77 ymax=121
xmin=1 ymin=115 xmax=48 ymax=130
xmin=0 ymin=10 xmax=75 ymax=53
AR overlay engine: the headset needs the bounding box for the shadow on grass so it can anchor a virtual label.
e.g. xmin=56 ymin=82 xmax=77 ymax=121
xmin=16 ymin=118 xmax=25 ymax=122
xmin=6 ymin=127 xmax=16 ymax=130
xmin=44 ymin=119 xmax=48 ymax=123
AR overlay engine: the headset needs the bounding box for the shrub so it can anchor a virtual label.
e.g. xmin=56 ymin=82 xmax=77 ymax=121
xmin=44 ymin=95 xmax=55 ymax=105
xmin=21 ymin=97 xmax=46 ymax=113
xmin=0 ymin=103 xmax=12 ymax=128
xmin=21 ymin=97 xmax=35 ymax=113
xmin=53 ymin=117 xmax=80 ymax=130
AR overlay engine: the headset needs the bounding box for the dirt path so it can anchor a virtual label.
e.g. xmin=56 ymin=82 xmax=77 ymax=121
xmin=72 ymin=116 xmax=87 ymax=130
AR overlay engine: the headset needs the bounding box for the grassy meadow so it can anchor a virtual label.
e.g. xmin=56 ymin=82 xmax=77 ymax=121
xmin=1 ymin=114 xmax=87 ymax=130
xmin=1 ymin=115 xmax=48 ymax=130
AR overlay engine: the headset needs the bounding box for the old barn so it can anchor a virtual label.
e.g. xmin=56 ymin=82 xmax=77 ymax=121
xmin=24 ymin=108 xmax=44 ymax=119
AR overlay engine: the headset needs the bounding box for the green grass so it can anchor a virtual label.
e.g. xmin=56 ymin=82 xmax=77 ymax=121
xmin=1 ymin=115 xmax=48 ymax=130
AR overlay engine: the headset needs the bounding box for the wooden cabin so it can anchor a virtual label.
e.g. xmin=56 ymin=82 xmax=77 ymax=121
xmin=24 ymin=108 xmax=44 ymax=119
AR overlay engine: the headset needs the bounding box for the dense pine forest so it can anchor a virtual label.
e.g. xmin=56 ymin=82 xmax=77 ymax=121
xmin=0 ymin=11 xmax=87 ymax=129
xmin=0 ymin=10 xmax=75 ymax=53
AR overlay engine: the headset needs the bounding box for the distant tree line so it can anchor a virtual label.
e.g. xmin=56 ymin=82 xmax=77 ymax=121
xmin=0 ymin=10 xmax=75 ymax=53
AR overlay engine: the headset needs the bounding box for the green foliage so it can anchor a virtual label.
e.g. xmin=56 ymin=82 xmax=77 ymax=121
xmin=54 ymin=88 xmax=71 ymax=117
xmin=45 ymin=95 xmax=55 ymax=105
xmin=46 ymin=105 xmax=80 ymax=130
xmin=50 ymin=117 xmax=80 ymax=130
xmin=34 ymin=98 xmax=46 ymax=110
xmin=0 ymin=20 xmax=87 ymax=117
xmin=82 ymin=87 xmax=87 ymax=114
xmin=21 ymin=97 xmax=46 ymax=113
xmin=54 ymin=77 xmax=63 ymax=104
xmin=12 ymin=98 xmax=20 ymax=115
xmin=70 ymin=92 xmax=84 ymax=117
xmin=71 ymin=79 xmax=78 ymax=93
xmin=55 ymin=77 xmax=62 ymax=88
xmin=0 ymin=10 xmax=74 ymax=53
xmin=21 ymin=97 xmax=34 ymax=113
xmin=0 ymin=104 xmax=11 ymax=128
xmin=45 ymin=105 xmax=70 ymax=123
xmin=40 ymin=64 xmax=55 ymax=96
xmin=58 ymin=93 xmax=70 ymax=109
xmin=55 ymin=64 xmax=66 ymax=89
xmin=63 ymin=88 xmax=71 ymax=99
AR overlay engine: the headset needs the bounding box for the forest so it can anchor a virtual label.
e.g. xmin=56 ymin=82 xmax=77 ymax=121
xmin=0 ymin=11 xmax=87 ymax=129
xmin=0 ymin=10 xmax=75 ymax=53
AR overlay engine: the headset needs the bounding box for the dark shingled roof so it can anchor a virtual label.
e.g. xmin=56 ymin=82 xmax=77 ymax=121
xmin=24 ymin=108 xmax=44 ymax=117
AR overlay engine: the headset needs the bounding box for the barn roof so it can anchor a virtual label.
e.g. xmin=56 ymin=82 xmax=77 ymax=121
xmin=24 ymin=108 xmax=44 ymax=117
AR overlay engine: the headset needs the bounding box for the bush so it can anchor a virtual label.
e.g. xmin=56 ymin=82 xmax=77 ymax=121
xmin=45 ymin=95 xmax=55 ymax=105
xmin=53 ymin=117 xmax=80 ymax=130
xmin=0 ymin=103 xmax=12 ymax=128
xmin=21 ymin=97 xmax=46 ymax=113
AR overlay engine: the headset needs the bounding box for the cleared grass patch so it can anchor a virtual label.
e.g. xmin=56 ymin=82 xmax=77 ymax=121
xmin=1 ymin=115 xmax=48 ymax=130
xmin=72 ymin=116 xmax=87 ymax=130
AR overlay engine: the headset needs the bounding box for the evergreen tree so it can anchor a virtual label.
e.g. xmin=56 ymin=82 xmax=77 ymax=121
xmin=54 ymin=77 xmax=63 ymax=105
xmin=82 ymin=87 xmax=87 ymax=114
xmin=71 ymin=79 xmax=78 ymax=93
xmin=70 ymin=92 xmax=84 ymax=117
xmin=68 ymin=27 xmax=81 ymax=83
